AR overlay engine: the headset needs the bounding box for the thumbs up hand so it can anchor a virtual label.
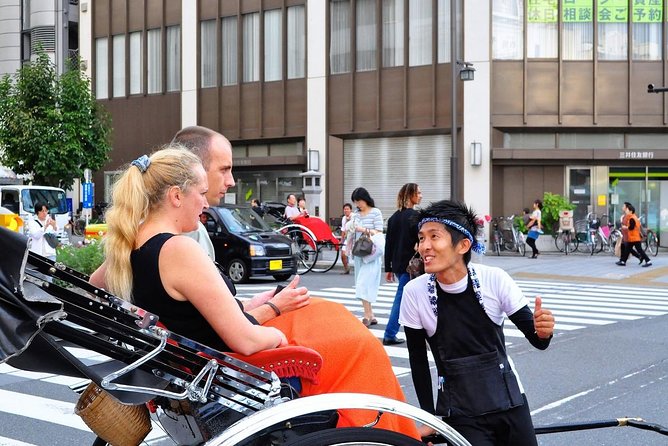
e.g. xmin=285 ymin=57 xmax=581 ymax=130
xmin=533 ymin=296 xmax=555 ymax=339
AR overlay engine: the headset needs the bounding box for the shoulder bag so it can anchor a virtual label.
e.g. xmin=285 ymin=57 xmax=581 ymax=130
xmin=352 ymin=232 xmax=374 ymax=257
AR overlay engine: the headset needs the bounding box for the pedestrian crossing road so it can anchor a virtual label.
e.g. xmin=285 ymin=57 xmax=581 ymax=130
xmin=1 ymin=279 xmax=668 ymax=445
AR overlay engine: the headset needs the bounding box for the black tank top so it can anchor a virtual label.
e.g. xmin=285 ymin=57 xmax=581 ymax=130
xmin=131 ymin=233 xmax=233 ymax=352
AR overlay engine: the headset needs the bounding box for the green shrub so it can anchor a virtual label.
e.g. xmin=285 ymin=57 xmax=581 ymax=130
xmin=541 ymin=192 xmax=575 ymax=234
xmin=514 ymin=215 xmax=528 ymax=234
xmin=56 ymin=240 xmax=105 ymax=275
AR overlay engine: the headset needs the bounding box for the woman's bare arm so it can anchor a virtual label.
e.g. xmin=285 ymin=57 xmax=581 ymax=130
xmin=160 ymin=236 xmax=286 ymax=355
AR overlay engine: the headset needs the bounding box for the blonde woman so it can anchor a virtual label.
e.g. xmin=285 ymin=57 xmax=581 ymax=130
xmin=99 ymin=146 xmax=421 ymax=438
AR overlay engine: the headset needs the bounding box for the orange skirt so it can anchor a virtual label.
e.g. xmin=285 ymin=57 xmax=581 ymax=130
xmin=264 ymin=297 xmax=420 ymax=439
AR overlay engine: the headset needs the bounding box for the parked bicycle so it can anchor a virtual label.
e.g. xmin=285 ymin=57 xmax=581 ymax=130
xmin=639 ymin=216 xmax=659 ymax=257
xmin=554 ymin=210 xmax=578 ymax=255
xmin=576 ymin=213 xmax=622 ymax=256
xmin=490 ymin=215 xmax=526 ymax=256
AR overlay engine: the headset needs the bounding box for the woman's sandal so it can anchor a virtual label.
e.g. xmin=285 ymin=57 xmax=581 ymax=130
xmin=362 ymin=318 xmax=378 ymax=327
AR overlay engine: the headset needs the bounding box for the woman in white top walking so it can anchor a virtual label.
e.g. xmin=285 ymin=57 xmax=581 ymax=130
xmin=350 ymin=187 xmax=384 ymax=326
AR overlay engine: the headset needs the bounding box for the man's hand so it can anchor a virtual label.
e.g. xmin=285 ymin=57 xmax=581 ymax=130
xmin=533 ymin=296 xmax=555 ymax=339
xmin=269 ymin=275 xmax=310 ymax=314
xmin=385 ymin=272 xmax=395 ymax=282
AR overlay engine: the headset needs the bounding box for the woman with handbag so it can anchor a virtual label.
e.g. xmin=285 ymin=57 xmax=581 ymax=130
xmin=350 ymin=187 xmax=384 ymax=327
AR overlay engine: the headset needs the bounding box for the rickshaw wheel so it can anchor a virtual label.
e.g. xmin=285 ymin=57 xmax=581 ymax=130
xmin=284 ymin=427 xmax=424 ymax=446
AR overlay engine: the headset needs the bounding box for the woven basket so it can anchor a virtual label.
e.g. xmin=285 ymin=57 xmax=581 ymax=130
xmin=75 ymin=383 xmax=152 ymax=446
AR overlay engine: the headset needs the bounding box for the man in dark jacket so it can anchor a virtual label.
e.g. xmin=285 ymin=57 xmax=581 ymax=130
xmin=383 ymin=183 xmax=422 ymax=345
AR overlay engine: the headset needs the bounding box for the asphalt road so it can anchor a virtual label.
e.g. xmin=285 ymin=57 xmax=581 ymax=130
xmin=1 ymin=251 xmax=667 ymax=445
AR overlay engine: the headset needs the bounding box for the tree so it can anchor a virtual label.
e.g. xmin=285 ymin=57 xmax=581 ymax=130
xmin=0 ymin=50 xmax=111 ymax=190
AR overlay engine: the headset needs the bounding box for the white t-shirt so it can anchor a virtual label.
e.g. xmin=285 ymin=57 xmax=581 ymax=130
xmin=529 ymin=209 xmax=542 ymax=232
xmin=399 ymin=262 xmax=529 ymax=393
xmin=284 ymin=205 xmax=300 ymax=219
xmin=399 ymin=262 xmax=528 ymax=338
xmin=27 ymin=216 xmax=57 ymax=258
xmin=184 ymin=222 xmax=215 ymax=260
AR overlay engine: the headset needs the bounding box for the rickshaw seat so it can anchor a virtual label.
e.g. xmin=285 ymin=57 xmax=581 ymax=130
xmin=155 ymin=321 xmax=322 ymax=385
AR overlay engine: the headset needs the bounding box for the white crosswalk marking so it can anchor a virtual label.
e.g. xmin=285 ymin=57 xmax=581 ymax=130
xmin=236 ymin=279 xmax=668 ymax=380
xmin=2 ymin=278 xmax=666 ymax=445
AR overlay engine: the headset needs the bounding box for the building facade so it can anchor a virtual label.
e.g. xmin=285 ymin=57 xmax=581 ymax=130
xmin=80 ymin=0 xmax=668 ymax=244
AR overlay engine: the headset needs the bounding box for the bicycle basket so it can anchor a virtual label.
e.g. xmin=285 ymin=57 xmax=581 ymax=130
xmin=498 ymin=217 xmax=515 ymax=231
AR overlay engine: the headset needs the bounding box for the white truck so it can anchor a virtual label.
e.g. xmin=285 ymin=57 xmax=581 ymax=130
xmin=0 ymin=185 xmax=70 ymax=243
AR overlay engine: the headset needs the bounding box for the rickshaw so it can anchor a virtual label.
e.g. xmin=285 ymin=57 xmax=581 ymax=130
xmin=2 ymin=226 xmax=666 ymax=445
xmin=262 ymin=203 xmax=341 ymax=274
xmin=0 ymin=226 xmax=467 ymax=446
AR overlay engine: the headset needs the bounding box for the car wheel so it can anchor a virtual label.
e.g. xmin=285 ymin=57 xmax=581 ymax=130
xmin=227 ymin=259 xmax=249 ymax=284
xmin=272 ymin=273 xmax=291 ymax=282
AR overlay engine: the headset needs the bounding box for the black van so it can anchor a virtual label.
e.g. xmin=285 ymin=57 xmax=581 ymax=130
xmin=202 ymin=204 xmax=297 ymax=283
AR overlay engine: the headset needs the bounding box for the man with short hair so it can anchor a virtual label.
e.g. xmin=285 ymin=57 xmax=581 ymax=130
xmin=172 ymin=126 xmax=236 ymax=258
xmin=401 ymin=200 xmax=555 ymax=445
xmin=284 ymin=193 xmax=304 ymax=221
xmin=91 ymin=126 xmax=309 ymax=322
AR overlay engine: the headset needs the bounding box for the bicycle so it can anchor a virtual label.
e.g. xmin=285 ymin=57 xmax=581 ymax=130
xmin=554 ymin=210 xmax=578 ymax=255
xmin=490 ymin=216 xmax=526 ymax=256
xmin=638 ymin=216 xmax=659 ymax=257
xmin=577 ymin=214 xmax=622 ymax=256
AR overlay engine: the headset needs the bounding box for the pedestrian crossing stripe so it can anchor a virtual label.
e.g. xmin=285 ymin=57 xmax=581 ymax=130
xmin=236 ymin=279 xmax=668 ymax=338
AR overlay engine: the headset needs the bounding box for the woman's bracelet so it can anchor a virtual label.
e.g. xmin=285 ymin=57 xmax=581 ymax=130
xmin=265 ymin=301 xmax=281 ymax=316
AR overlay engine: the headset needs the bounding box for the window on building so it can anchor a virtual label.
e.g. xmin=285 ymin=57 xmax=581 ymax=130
xmin=222 ymin=16 xmax=238 ymax=85
xmin=112 ymin=35 xmax=125 ymax=97
xmin=147 ymin=29 xmax=162 ymax=93
xmin=598 ymin=0 xmax=627 ymax=60
xmin=243 ymin=13 xmax=260 ymax=82
xmin=559 ymin=133 xmax=624 ymax=149
xmin=409 ymin=0 xmax=432 ymax=66
xmin=201 ymin=20 xmax=217 ymax=88
xmin=330 ymin=0 xmax=351 ymax=74
xmin=264 ymin=9 xmax=282 ymax=81
xmin=95 ymin=37 xmax=108 ymax=99
xmin=437 ymin=0 xmax=451 ymax=63
xmin=503 ymin=133 xmax=556 ymax=149
xmin=526 ymin=0 xmax=557 ymax=58
xmin=166 ymin=25 xmax=180 ymax=91
xmin=563 ymin=0 xmax=593 ymax=60
xmin=129 ymin=31 xmax=142 ymax=94
xmin=356 ymin=0 xmax=376 ymax=71
xmin=492 ymin=0 xmax=523 ymax=60
xmin=287 ymin=5 xmax=306 ymax=78
xmin=382 ymin=0 xmax=404 ymax=67
xmin=632 ymin=1 xmax=662 ymax=60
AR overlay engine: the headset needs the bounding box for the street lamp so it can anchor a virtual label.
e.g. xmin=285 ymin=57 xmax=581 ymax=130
xmin=458 ymin=61 xmax=476 ymax=81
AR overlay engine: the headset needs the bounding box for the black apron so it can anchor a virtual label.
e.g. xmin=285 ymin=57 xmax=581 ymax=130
xmin=428 ymin=277 xmax=524 ymax=418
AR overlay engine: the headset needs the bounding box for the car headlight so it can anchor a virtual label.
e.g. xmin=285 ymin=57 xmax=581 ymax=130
xmin=249 ymin=244 xmax=266 ymax=256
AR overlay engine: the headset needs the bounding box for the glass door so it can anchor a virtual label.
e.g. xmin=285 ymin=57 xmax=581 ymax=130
xmin=567 ymin=167 xmax=592 ymax=222
xmin=609 ymin=167 xmax=666 ymax=247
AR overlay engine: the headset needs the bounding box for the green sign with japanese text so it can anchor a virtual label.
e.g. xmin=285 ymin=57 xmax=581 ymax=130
xmin=527 ymin=0 xmax=662 ymax=23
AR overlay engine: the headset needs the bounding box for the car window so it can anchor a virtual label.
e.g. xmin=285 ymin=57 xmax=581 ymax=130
xmin=21 ymin=189 xmax=68 ymax=215
xmin=218 ymin=206 xmax=271 ymax=234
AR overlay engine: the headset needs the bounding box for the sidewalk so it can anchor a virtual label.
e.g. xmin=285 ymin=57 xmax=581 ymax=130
xmin=473 ymin=249 xmax=668 ymax=287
